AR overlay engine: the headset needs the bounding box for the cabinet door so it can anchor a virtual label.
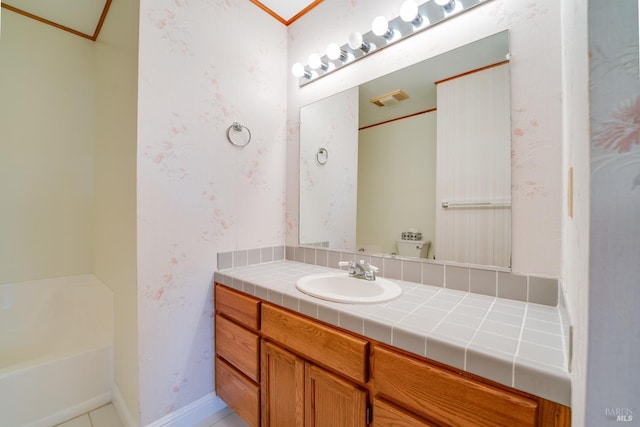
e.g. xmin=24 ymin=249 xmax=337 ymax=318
xmin=261 ymin=341 xmax=305 ymax=427
xmin=305 ymin=363 xmax=368 ymax=427
xmin=262 ymin=304 xmax=369 ymax=383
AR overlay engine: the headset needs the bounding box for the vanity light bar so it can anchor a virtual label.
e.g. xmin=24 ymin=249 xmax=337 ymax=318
xmin=292 ymin=0 xmax=493 ymax=87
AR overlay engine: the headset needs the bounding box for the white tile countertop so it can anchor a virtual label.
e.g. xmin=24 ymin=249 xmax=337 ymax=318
xmin=214 ymin=260 xmax=571 ymax=406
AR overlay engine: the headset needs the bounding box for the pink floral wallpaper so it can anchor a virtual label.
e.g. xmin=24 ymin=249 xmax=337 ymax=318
xmin=594 ymin=97 xmax=640 ymax=154
xmin=131 ymin=0 xmax=624 ymax=423
xmin=587 ymin=0 xmax=639 ymax=422
xmin=137 ymin=0 xmax=286 ymax=423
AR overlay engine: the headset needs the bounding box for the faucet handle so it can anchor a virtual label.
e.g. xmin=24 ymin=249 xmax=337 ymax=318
xmin=362 ymin=262 xmax=379 ymax=280
xmin=358 ymin=260 xmax=378 ymax=271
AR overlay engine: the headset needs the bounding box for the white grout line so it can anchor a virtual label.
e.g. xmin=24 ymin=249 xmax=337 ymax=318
xmin=463 ymin=297 xmax=498 ymax=372
xmin=512 ymin=303 xmax=528 ymax=387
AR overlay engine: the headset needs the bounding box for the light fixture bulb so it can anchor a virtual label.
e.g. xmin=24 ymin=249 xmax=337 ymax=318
xmin=348 ymin=32 xmax=371 ymax=52
xmin=348 ymin=32 xmax=363 ymax=49
xmin=400 ymin=0 xmax=424 ymax=26
xmin=400 ymin=1 xmax=418 ymax=22
xmin=372 ymin=16 xmax=393 ymax=39
xmin=327 ymin=43 xmax=347 ymax=61
xmin=291 ymin=62 xmax=310 ymax=78
xmin=308 ymin=53 xmax=327 ymax=70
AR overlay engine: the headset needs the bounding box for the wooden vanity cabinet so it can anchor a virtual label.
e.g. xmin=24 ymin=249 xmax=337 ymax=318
xmin=215 ymin=284 xmax=260 ymax=329
xmin=261 ymin=340 xmax=304 ymax=426
xmin=214 ymin=285 xmax=261 ymax=427
xmin=261 ymin=304 xmax=369 ymax=383
xmin=372 ymin=344 xmax=538 ymax=427
xmin=214 ymin=284 xmax=571 ymax=427
xmin=215 ymin=357 xmax=260 ymax=426
xmin=261 ymin=304 xmax=369 ymax=427
xmin=305 ymin=362 xmax=368 ymax=427
xmin=372 ymin=397 xmax=437 ymax=427
xmin=371 ymin=343 xmax=571 ymax=427
xmin=261 ymin=340 xmax=368 ymax=427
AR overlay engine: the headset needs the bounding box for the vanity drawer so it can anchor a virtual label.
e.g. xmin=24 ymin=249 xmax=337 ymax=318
xmin=215 ymin=313 xmax=260 ymax=382
xmin=372 ymin=345 xmax=538 ymax=427
xmin=261 ymin=304 xmax=368 ymax=383
xmin=215 ymin=356 xmax=260 ymax=427
xmin=215 ymin=284 xmax=260 ymax=330
xmin=372 ymin=398 xmax=436 ymax=427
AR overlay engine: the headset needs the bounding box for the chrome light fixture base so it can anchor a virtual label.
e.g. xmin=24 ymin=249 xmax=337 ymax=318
xmin=294 ymin=0 xmax=492 ymax=87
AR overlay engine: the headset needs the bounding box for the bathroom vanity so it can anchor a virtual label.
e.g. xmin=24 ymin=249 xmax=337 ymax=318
xmin=213 ymin=261 xmax=571 ymax=427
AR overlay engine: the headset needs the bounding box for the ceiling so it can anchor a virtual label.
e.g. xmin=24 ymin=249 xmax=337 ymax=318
xmin=250 ymin=0 xmax=323 ymax=25
xmin=0 ymin=0 xmax=322 ymax=41
xmin=1 ymin=0 xmax=110 ymax=40
xmin=358 ymin=31 xmax=510 ymax=128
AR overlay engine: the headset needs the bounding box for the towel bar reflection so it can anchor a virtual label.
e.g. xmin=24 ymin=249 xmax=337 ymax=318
xmin=441 ymin=201 xmax=511 ymax=209
xmin=316 ymin=147 xmax=328 ymax=165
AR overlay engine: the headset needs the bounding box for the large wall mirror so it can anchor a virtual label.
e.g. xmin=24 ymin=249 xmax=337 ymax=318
xmin=299 ymin=31 xmax=512 ymax=269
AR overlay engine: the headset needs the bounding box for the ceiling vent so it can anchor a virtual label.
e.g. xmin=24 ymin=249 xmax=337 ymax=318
xmin=369 ymin=89 xmax=409 ymax=107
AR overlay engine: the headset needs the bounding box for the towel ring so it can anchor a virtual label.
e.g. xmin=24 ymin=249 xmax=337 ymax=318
xmin=316 ymin=147 xmax=328 ymax=165
xmin=227 ymin=122 xmax=251 ymax=147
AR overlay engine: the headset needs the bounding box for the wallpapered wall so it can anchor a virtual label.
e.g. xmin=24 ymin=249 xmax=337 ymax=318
xmin=114 ymin=0 xmax=640 ymax=423
xmin=137 ymin=0 xmax=287 ymax=423
xmin=587 ymin=0 xmax=640 ymax=424
xmin=287 ymin=0 xmax=564 ymax=278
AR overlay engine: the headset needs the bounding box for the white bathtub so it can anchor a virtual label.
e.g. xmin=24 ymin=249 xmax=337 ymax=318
xmin=0 ymin=274 xmax=113 ymax=427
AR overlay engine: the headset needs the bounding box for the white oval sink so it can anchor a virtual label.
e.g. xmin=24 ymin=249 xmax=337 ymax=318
xmin=295 ymin=273 xmax=402 ymax=304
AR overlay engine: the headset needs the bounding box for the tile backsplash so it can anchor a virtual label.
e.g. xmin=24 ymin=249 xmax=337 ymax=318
xmin=217 ymin=245 xmax=285 ymax=270
xmin=217 ymin=245 xmax=560 ymax=307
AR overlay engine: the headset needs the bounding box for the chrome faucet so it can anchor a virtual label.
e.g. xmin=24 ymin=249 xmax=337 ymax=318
xmin=338 ymin=260 xmax=379 ymax=281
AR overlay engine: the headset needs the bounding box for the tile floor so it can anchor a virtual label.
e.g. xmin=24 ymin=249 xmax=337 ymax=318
xmin=56 ymin=404 xmax=248 ymax=427
xmin=198 ymin=411 xmax=249 ymax=427
xmin=55 ymin=404 xmax=123 ymax=427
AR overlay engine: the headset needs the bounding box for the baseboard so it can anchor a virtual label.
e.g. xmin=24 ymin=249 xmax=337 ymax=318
xmin=193 ymin=406 xmax=234 ymax=427
xmin=145 ymin=393 xmax=228 ymax=427
xmin=112 ymin=382 xmax=139 ymax=427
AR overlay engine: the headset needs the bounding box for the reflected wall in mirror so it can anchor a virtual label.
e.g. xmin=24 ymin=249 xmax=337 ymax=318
xmin=299 ymin=31 xmax=512 ymax=268
xmin=299 ymin=88 xmax=359 ymax=251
